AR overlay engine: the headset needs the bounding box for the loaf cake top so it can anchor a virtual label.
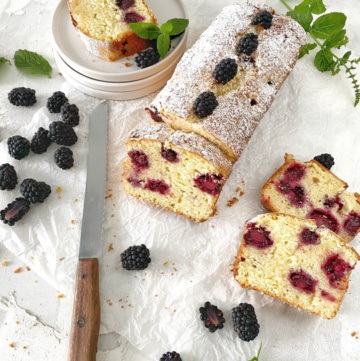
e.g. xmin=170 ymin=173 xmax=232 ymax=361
xmin=149 ymin=2 xmax=307 ymax=159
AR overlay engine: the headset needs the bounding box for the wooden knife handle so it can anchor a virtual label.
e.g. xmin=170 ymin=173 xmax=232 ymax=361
xmin=68 ymin=258 xmax=100 ymax=361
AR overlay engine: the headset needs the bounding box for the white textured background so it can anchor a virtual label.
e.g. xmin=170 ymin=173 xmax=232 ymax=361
xmin=0 ymin=0 xmax=360 ymax=360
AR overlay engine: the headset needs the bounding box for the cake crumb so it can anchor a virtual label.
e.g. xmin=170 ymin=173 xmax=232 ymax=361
xmin=16 ymin=320 xmax=20 ymax=324
xmin=71 ymin=219 xmax=76 ymax=225
xmin=227 ymin=197 xmax=239 ymax=207
xmin=74 ymin=198 xmax=78 ymax=202
xmin=2 ymin=261 xmax=9 ymax=267
xmin=124 ymin=62 xmax=131 ymax=67
xmin=57 ymin=293 xmax=65 ymax=299
xmin=108 ymin=243 xmax=114 ymax=252
xmin=163 ymin=261 xmax=169 ymax=267
xmin=22 ymin=346 xmax=27 ymax=350
xmin=25 ymin=266 xmax=31 ymax=271
xmin=59 ymin=257 xmax=65 ymax=261
xmin=56 ymin=186 xmax=62 ymax=199
xmin=236 ymin=186 xmax=244 ymax=196
xmin=107 ymin=299 xmax=113 ymax=306
xmin=351 ymin=331 xmax=357 ymax=337
xmin=14 ymin=267 xmax=22 ymax=274
xmin=105 ymin=193 xmax=112 ymax=199
xmin=9 ymin=342 xmax=15 ymax=348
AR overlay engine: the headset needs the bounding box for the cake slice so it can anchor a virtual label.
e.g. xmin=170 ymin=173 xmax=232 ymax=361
xmin=147 ymin=2 xmax=306 ymax=161
xmin=122 ymin=123 xmax=233 ymax=222
xmin=68 ymin=0 xmax=156 ymax=61
xmin=234 ymin=213 xmax=359 ymax=319
xmin=261 ymin=153 xmax=360 ymax=243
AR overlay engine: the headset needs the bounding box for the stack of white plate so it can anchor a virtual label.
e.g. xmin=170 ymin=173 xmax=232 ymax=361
xmin=51 ymin=0 xmax=188 ymax=100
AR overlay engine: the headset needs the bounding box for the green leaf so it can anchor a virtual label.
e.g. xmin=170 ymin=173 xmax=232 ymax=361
xmin=129 ymin=22 xmax=160 ymax=40
xmin=160 ymin=21 xmax=173 ymax=34
xmin=323 ymin=30 xmax=348 ymax=49
xmin=247 ymin=342 xmax=262 ymax=361
xmin=299 ymin=43 xmax=317 ymax=59
xmin=157 ymin=33 xmax=171 ymax=58
xmin=339 ymin=50 xmax=351 ymax=65
xmin=14 ymin=49 xmax=52 ymax=78
xmin=293 ymin=0 xmax=311 ymax=14
xmin=287 ymin=8 xmax=313 ymax=32
xmin=167 ymin=18 xmax=189 ymax=36
xmin=309 ymin=0 xmax=326 ymax=15
xmin=314 ymin=48 xmax=336 ymax=72
xmin=0 ymin=57 xmax=11 ymax=68
xmin=311 ymin=12 xmax=346 ymax=39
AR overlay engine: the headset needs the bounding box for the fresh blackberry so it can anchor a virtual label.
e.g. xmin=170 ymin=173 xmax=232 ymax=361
xmin=120 ymin=244 xmax=151 ymax=270
xmin=159 ymin=351 xmax=182 ymax=361
xmin=46 ymin=91 xmax=68 ymax=113
xmin=193 ymin=91 xmax=218 ymax=118
xmin=48 ymin=121 xmax=78 ymax=146
xmin=20 ymin=178 xmax=51 ymax=204
xmin=199 ymin=301 xmax=226 ymax=333
xmin=0 ymin=164 xmax=18 ymax=190
xmin=30 ymin=127 xmax=52 ymax=154
xmin=54 ymin=147 xmax=74 ymax=169
xmin=7 ymin=135 xmax=31 ymax=160
xmin=252 ymin=10 xmax=273 ymax=29
xmin=135 ymin=48 xmax=160 ymax=69
xmin=236 ymin=33 xmax=259 ymax=56
xmin=60 ymin=103 xmax=80 ymax=127
xmin=232 ymin=303 xmax=260 ymax=342
xmin=314 ymin=153 xmax=335 ymax=170
xmin=8 ymin=87 xmax=36 ymax=107
xmin=0 ymin=197 xmax=31 ymax=226
xmin=213 ymin=58 xmax=238 ymax=84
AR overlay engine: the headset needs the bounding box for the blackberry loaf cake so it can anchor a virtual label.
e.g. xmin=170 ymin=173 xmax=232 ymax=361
xmin=147 ymin=2 xmax=307 ymax=162
xmin=68 ymin=0 xmax=156 ymax=61
xmin=122 ymin=123 xmax=232 ymax=222
xmin=261 ymin=154 xmax=360 ymax=243
xmin=234 ymin=213 xmax=360 ymax=319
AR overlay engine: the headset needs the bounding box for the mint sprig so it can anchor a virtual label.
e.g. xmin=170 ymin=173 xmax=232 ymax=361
xmin=14 ymin=49 xmax=52 ymax=78
xmin=130 ymin=18 xmax=189 ymax=59
xmin=0 ymin=57 xmax=11 ymax=69
xmin=280 ymin=0 xmax=360 ymax=106
xmin=248 ymin=342 xmax=262 ymax=361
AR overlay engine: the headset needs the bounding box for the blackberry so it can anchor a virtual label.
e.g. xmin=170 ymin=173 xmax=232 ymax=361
xmin=7 ymin=135 xmax=31 ymax=160
xmin=120 ymin=244 xmax=151 ymax=270
xmin=199 ymin=301 xmax=225 ymax=333
xmin=213 ymin=58 xmax=238 ymax=84
xmin=60 ymin=103 xmax=80 ymax=127
xmin=159 ymin=351 xmax=182 ymax=361
xmin=193 ymin=91 xmax=218 ymax=118
xmin=48 ymin=121 xmax=78 ymax=146
xmin=232 ymin=303 xmax=260 ymax=342
xmin=46 ymin=91 xmax=68 ymax=113
xmin=8 ymin=87 xmax=36 ymax=107
xmin=0 ymin=164 xmax=18 ymax=190
xmin=135 ymin=48 xmax=160 ymax=69
xmin=54 ymin=147 xmax=74 ymax=170
xmin=20 ymin=178 xmax=51 ymax=204
xmin=314 ymin=153 xmax=335 ymax=170
xmin=30 ymin=127 xmax=52 ymax=154
xmin=236 ymin=33 xmax=259 ymax=56
xmin=252 ymin=10 xmax=273 ymax=29
xmin=115 ymin=0 xmax=134 ymax=10
xmin=0 ymin=197 xmax=31 ymax=226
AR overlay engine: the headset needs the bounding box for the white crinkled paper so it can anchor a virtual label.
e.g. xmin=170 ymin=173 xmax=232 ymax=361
xmin=1 ymin=0 xmax=360 ymax=360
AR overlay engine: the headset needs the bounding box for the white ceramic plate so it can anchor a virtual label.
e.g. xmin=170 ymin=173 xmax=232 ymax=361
xmin=57 ymin=55 xmax=169 ymax=100
xmin=54 ymin=44 xmax=182 ymax=92
xmin=51 ymin=0 xmax=188 ymax=82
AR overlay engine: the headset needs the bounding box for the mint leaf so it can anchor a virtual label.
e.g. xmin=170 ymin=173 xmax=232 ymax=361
xmin=339 ymin=51 xmax=351 ymax=65
xmin=0 ymin=57 xmax=11 ymax=68
xmin=314 ymin=48 xmax=335 ymax=71
xmin=287 ymin=9 xmax=313 ymax=31
xmin=130 ymin=22 xmax=160 ymax=40
xmin=160 ymin=21 xmax=173 ymax=34
xmin=311 ymin=12 xmax=346 ymax=39
xmin=309 ymin=0 xmax=326 ymax=15
xmin=299 ymin=43 xmax=317 ymax=58
xmin=157 ymin=33 xmax=171 ymax=58
xmin=167 ymin=18 xmax=189 ymax=36
xmin=14 ymin=49 xmax=52 ymax=78
xmin=323 ymin=30 xmax=348 ymax=49
xmin=294 ymin=0 xmax=311 ymax=13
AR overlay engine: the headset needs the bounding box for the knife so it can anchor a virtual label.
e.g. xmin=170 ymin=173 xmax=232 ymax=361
xmin=68 ymin=101 xmax=108 ymax=361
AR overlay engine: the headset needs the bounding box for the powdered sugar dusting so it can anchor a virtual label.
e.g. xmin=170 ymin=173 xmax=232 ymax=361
xmin=150 ymin=2 xmax=306 ymax=159
xmin=129 ymin=123 xmax=175 ymax=142
xmin=169 ymin=131 xmax=233 ymax=172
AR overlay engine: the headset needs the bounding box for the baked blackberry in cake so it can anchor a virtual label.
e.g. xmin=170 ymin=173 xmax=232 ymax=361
xmin=234 ymin=213 xmax=360 ymax=319
xmin=147 ymin=3 xmax=306 ymax=162
xmin=261 ymin=153 xmax=360 ymax=243
xmin=122 ymin=123 xmax=232 ymax=222
xmin=68 ymin=0 xmax=157 ymax=61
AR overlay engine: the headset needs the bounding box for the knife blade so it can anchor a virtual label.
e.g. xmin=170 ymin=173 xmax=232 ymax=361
xmin=68 ymin=101 xmax=108 ymax=361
